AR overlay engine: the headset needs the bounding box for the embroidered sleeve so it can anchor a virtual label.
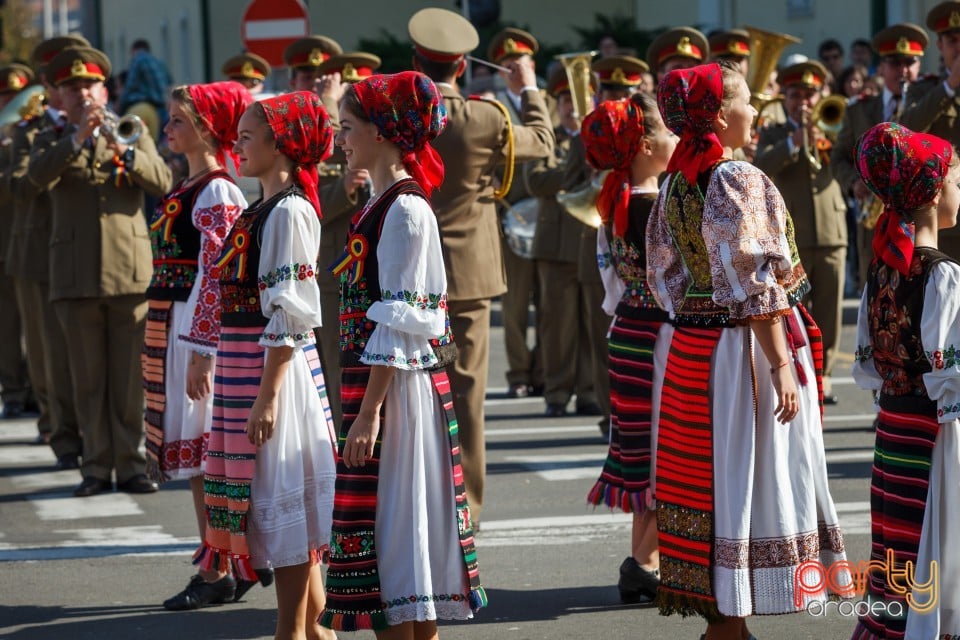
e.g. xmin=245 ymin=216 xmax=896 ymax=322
xmin=703 ymin=162 xmax=792 ymax=320
xmin=178 ymin=178 xmax=247 ymax=353
xmin=362 ymin=194 xmax=448 ymax=370
xmin=852 ymin=288 xmax=882 ymax=392
xmin=921 ymin=262 xmax=960 ymax=422
xmin=598 ymin=226 xmax=624 ymax=317
xmin=258 ymin=195 xmax=323 ymax=348
xmin=645 ymin=185 xmax=680 ymax=315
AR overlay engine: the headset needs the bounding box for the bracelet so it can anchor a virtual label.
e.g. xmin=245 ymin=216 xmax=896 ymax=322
xmin=770 ymin=360 xmax=790 ymax=373
xmin=193 ymin=350 xmax=214 ymax=360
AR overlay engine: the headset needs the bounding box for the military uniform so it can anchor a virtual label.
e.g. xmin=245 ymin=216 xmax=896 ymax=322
xmin=488 ymin=27 xmax=549 ymax=397
xmin=900 ymin=3 xmax=960 ymax=259
xmin=756 ymin=61 xmax=848 ymax=396
xmin=221 ymin=52 xmax=270 ymax=93
xmin=592 ymin=55 xmax=646 ymax=100
xmin=832 ymin=24 xmax=929 ymax=285
xmin=28 ymin=48 xmax=172 ymax=492
xmin=524 ymin=66 xmax=597 ymax=415
xmin=0 ymin=65 xmax=34 ymax=418
xmin=317 ymin=52 xmax=380 ymax=83
xmin=408 ymin=8 xmax=555 ymax=519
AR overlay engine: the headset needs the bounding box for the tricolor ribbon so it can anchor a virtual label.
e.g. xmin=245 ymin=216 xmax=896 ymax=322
xmin=150 ymin=197 xmax=183 ymax=242
xmin=216 ymin=227 xmax=251 ymax=280
xmin=111 ymin=154 xmax=133 ymax=188
xmin=329 ymin=234 xmax=368 ymax=285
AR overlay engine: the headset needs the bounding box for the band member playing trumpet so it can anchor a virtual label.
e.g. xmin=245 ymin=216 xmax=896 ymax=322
xmin=901 ymin=1 xmax=960 ymax=260
xmin=756 ymin=60 xmax=848 ymax=405
xmin=831 ymin=23 xmax=926 ymax=291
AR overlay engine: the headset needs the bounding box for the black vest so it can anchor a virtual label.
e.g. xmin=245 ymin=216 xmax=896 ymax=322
xmin=333 ymin=178 xmax=456 ymax=369
xmin=147 ymin=169 xmax=233 ymax=301
xmin=217 ymin=185 xmax=300 ymax=328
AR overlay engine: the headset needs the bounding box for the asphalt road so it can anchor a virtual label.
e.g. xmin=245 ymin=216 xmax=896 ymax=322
xmin=0 ymin=301 xmax=879 ymax=639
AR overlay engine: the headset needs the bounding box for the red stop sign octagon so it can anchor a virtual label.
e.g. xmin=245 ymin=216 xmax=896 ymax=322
xmin=241 ymin=0 xmax=310 ymax=66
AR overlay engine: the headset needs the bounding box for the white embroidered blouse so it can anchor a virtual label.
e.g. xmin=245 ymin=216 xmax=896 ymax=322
xmin=257 ymin=193 xmax=324 ymax=349
xmin=647 ymin=161 xmax=796 ymax=320
xmin=361 ymin=193 xmax=449 ymax=370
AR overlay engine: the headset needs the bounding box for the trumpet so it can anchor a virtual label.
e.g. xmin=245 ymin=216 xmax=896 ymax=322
xmin=801 ymin=95 xmax=846 ymax=172
xmin=83 ymin=100 xmax=144 ymax=145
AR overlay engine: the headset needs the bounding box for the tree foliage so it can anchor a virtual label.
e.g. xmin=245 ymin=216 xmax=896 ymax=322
xmin=0 ymin=0 xmax=40 ymax=64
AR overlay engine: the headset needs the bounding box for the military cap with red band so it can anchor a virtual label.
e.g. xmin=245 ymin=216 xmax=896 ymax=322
xmin=0 ymin=64 xmax=34 ymax=94
xmin=709 ymin=29 xmax=751 ymax=59
xmin=222 ymin=52 xmax=270 ymax=81
xmin=778 ymin=60 xmax=829 ymax=89
xmin=646 ymin=27 xmax=709 ymax=70
xmin=872 ymin=23 xmax=928 ymax=58
xmin=487 ymin=27 xmax=539 ymax=64
xmin=592 ymin=55 xmax=649 ymax=88
xmin=927 ymin=1 xmax=960 ymax=34
xmin=408 ymin=7 xmax=480 ymax=63
xmin=282 ymin=35 xmax=343 ymax=69
xmin=45 ymin=47 xmax=112 ymax=87
xmin=317 ymin=52 xmax=381 ymax=83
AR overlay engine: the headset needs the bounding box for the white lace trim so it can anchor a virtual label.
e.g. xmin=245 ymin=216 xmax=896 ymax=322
xmin=384 ymin=601 xmax=473 ymax=625
xmin=250 ymin=475 xmax=336 ymax=532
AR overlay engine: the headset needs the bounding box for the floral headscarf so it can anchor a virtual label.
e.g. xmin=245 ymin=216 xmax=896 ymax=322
xmin=187 ymin=81 xmax=253 ymax=173
xmin=351 ymin=71 xmax=447 ymax=195
xmin=580 ymin=98 xmax=646 ymax=237
xmin=259 ymin=91 xmax=335 ymax=218
xmin=856 ymin=122 xmax=953 ymax=276
xmin=657 ymin=62 xmax=724 ymax=185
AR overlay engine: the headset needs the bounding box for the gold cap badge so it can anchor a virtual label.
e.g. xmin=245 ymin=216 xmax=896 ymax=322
xmin=241 ymin=61 xmax=254 ymax=77
xmin=676 ymin=36 xmax=693 ymax=57
xmin=951 ymin=11 xmax=960 ymax=29
xmin=8 ymin=72 xmax=24 ymax=90
xmin=895 ymin=37 xmax=911 ymax=55
xmin=309 ymin=48 xmax=324 ymax=66
xmin=70 ymin=59 xmax=86 ymax=77
xmin=342 ymin=62 xmax=359 ymax=83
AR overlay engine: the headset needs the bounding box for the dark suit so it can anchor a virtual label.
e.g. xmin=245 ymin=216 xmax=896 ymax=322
xmin=430 ymin=81 xmax=554 ymax=519
xmin=756 ymin=120 xmax=848 ymax=382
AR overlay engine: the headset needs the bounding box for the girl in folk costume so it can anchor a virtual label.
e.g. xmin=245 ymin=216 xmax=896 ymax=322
xmin=142 ymin=81 xmax=258 ymax=611
xmin=645 ymin=61 xmax=852 ymax=640
xmin=582 ymin=94 xmax=676 ymax=604
xmin=194 ymin=92 xmax=338 ymax=640
xmin=851 ymin=122 xmax=960 ymax=640
xmin=319 ymin=71 xmax=486 ymax=638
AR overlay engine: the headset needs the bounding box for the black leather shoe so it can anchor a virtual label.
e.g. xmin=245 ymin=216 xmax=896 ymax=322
xmin=234 ymin=567 xmax=275 ymax=602
xmin=823 ymin=394 xmax=839 ymax=405
xmin=56 ymin=454 xmax=81 ymax=470
xmin=529 ymin=384 xmax=544 ymax=397
xmin=506 ymin=383 xmax=530 ymax=399
xmin=545 ymin=403 xmax=567 ymax=418
xmin=117 ymin=474 xmax=159 ymax=494
xmin=618 ymin=556 xmax=659 ymax=604
xmin=1 ymin=401 xmax=24 ymax=419
xmin=74 ymin=476 xmax=112 ymax=497
xmin=163 ymin=574 xmax=237 ymax=611
xmin=576 ymin=401 xmax=603 ymax=416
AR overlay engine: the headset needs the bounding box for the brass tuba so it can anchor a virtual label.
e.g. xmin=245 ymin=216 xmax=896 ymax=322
xmin=744 ymin=26 xmax=801 ymax=114
xmin=555 ymin=51 xmax=603 ymax=227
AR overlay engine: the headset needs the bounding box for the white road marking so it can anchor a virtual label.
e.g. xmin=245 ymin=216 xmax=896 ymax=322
xmin=503 ymin=453 xmax=607 ymax=481
xmin=0 ymin=422 xmax=39 ymax=443
xmin=11 ymin=471 xmax=77 ymax=490
xmin=0 ymin=445 xmax=56 ymax=465
xmin=30 ymin=492 xmax=143 ymax=521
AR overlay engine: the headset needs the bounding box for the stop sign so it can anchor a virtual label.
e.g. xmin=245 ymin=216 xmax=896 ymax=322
xmin=241 ymin=0 xmax=310 ymax=66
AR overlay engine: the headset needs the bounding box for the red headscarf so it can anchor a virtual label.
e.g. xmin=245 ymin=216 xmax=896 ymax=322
xmin=657 ymin=63 xmax=725 ymax=185
xmin=351 ymin=71 xmax=447 ymax=195
xmin=580 ymin=98 xmax=646 ymax=237
xmin=856 ymin=122 xmax=953 ymax=276
xmin=259 ymin=91 xmax=335 ymax=218
xmin=187 ymin=81 xmax=254 ymax=173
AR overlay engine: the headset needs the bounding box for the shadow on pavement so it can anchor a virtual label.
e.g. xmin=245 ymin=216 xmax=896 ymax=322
xmin=444 ymin=586 xmax=648 ymax=626
xmin=0 ymin=603 xmax=275 ymax=640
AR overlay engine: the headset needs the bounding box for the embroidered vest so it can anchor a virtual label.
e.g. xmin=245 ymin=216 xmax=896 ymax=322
xmin=333 ymin=178 xmax=456 ymax=369
xmin=663 ymin=165 xmax=810 ymax=327
xmin=217 ymin=186 xmax=296 ymax=328
xmin=609 ymin=193 xmax=668 ymax=321
xmin=147 ymin=170 xmax=233 ymax=301
xmin=866 ymin=248 xmax=956 ymax=398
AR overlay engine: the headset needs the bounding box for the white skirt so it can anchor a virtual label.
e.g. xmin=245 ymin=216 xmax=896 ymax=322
xmin=375 ymin=369 xmax=473 ymax=625
xmin=710 ymin=307 xmax=849 ymax=617
xmin=247 ymin=344 xmax=338 ymax=569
